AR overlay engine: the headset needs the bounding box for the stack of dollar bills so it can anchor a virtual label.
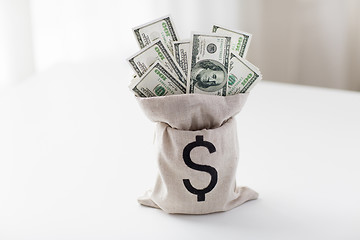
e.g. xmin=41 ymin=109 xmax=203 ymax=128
xmin=128 ymin=15 xmax=262 ymax=97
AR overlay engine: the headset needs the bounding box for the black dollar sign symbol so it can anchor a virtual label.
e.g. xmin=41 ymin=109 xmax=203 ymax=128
xmin=182 ymin=135 xmax=218 ymax=202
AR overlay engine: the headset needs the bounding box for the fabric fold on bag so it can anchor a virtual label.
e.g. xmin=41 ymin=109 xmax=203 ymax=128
xmin=137 ymin=93 xmax=248 ymax=130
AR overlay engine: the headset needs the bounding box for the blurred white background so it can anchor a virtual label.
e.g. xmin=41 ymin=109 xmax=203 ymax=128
xmin=0 ymin=0 xmax=360 ymax=92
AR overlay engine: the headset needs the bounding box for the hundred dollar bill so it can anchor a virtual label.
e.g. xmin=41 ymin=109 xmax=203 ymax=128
xmin=133 ymin=15 xmax=179 ymax=55
xmin=212 ymin=25 xmax=252 ymax=58
xmin=128 ymin=75 xmax=141 ymax=97
xmin=173 ymin=40 xmax=190 ymax=76
xmin=188 ymin=33 xmax=231 ymax=96
xmin=128 ymin=39 xmax=186 ymax=87
xmin=227 ymin=53 xmax=262 ymax=95
xmin=131 ymin=61 xmax=186 ymax=97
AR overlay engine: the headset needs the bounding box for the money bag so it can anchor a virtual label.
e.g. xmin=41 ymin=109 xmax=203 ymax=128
xmin=136 ymin=94 xmax=258 ymax=214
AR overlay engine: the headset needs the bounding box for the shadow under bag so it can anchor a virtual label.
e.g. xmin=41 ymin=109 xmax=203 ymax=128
xmin=136 ymin=94 xmax=258 ymax=214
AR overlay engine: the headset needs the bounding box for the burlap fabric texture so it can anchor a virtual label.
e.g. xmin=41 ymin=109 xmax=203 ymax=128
xmin=136 ymin=94 xmax=258 ymax=214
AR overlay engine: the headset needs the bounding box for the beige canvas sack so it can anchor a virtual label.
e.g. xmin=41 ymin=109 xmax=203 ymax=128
xmin=136 ymin=94 xmax=258 ymax=214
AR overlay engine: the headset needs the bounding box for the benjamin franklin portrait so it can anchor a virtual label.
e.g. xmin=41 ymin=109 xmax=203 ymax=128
xmin=190 ymin=59 xmax=227 ymax=92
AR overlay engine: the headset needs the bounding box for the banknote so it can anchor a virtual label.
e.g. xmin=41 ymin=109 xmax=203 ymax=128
xmin=212 ymin=25 xmax=252 ymax=58
xmin=133 ymin=15 xmax=179 ymax=54
xmin=128 ymin=75 xmax=141 ymax=97
xmin=227 ymin=53 xmax=262 ymax=95
xmin=128 ymin=39 xmax=186 ymax=87
xmin=188 ymin=33 xmax=231 ymax=96
xmin=131 ymin=61 xmax=186 ymax=97
xmin=173 ymin=40 xmax=190 ymax=76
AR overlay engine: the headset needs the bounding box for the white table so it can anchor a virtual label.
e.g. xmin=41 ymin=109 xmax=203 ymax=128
xmin=1 ymin=58 xmax=359 ymax=239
